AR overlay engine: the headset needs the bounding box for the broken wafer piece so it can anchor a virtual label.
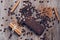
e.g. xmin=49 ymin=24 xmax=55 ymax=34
xmin=45 ymin=7 xmax=53 ymax=18
xmin=37 ymin=7 xmax=53 ymax=18
xmin=10 ymin=0 xmax=20 ymax=12
xmin=53 ymin=7 xmax=60 ymax=21
xmin=8 ymin=0 xmax=20 ymax=16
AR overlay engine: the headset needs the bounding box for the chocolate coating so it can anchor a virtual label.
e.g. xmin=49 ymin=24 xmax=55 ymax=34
xmin=24 ymin=17 xmax=45 ymax=35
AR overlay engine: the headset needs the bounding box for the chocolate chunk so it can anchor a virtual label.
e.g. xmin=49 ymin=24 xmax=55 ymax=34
xmin=23 ymin=17 xmax=45 ymax=35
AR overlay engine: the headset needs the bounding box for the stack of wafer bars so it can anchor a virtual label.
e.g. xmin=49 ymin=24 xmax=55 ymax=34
xmin=9 ymin=18 xmax=22 ymax=35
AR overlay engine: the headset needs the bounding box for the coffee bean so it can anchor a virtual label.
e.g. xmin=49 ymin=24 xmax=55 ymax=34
xmin=1 ymin=0 xmax=3 ymax=3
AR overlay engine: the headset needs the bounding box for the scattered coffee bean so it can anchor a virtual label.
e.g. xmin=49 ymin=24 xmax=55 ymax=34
xmin=9 ymin=33 xmax=12 ymax=39
xmin=1 ymin=0 xmax=3 ymax=3
xmin=1 ymin=24 xmax=3 ymax=26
